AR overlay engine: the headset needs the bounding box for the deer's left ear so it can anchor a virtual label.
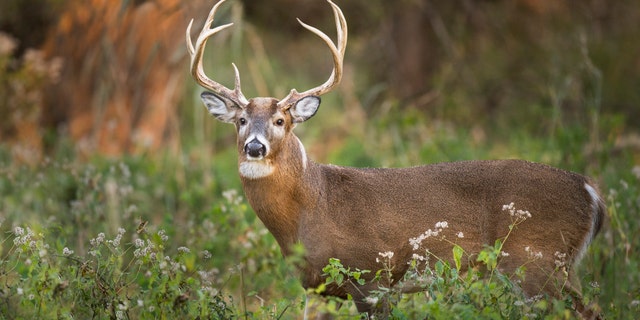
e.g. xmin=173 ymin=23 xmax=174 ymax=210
xmin=290 ymin=96 xmax=320 ymax=123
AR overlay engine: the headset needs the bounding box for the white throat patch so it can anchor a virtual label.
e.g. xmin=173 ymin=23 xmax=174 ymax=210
xmin=239 ymin=161 xmax=275 ymax=179
xmin=296 ymin=136 xmax=307 ymax=171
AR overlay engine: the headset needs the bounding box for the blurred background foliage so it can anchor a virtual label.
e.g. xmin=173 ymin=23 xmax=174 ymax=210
xmin=1 ymin=0 xmax=639 ymax=318
xmin=0 ymin=0 xmax=638 ymax=160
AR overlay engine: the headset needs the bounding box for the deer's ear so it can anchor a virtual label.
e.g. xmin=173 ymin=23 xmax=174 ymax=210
xmin=290 ymin=96 xmax=320 ymax=123
xmin=201 ymin=92 xmax=241 ymax=123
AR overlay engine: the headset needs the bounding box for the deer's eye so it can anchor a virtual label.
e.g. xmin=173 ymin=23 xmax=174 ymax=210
xmin=275 ymin=119 xmax=285 ymax=126
xmin=239 ymin=118 xmax=247 ymax=126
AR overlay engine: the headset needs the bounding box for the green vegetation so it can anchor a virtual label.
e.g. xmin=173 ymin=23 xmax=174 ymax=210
xmin=1 ymin=110 xmax=638 ymax=318
xmin=2 ymin=0 xmax=640 ymax=318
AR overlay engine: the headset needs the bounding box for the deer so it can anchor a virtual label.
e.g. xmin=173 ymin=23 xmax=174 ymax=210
xmin=186 ymin=0 xmax=605 ymax=318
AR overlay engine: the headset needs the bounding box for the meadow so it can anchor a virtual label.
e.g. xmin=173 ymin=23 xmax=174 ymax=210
xmin=1 ymin=100 xmax=638 ymax=318
xmin=1 ymin=0 xmax=640 ymax=318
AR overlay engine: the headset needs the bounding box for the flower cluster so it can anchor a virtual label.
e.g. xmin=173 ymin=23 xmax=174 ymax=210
xmin=90 ymin=233 xmax=106 ymax=247
xmin=62 ymin=247 xmax=74 ymax=256
xmin=221 ymin=189 xmax=244 ymax=212
xmin=133 ymin=238 xmax=157 ymax=260
xmin=13 ymin=226 xmax=35 ymax=247
xmin=107 ymin=228 xmax=126 ymax=247
xmin=157 ymin=229 xmax=169 ymax=242
xmin=502 ymin=202 xmax=532 ymax=220
xmin=158 ymin=255 xmax=186 ymax=274
xmin=409 ymin=221 xmax=449 ymax=250
xmin=524 ymin=246 xmax=543 ymax=260
xmin=12 ymin=226 xmax=48 ymax=256
xmin=376 ymin=251 xmax=394 ymax=263
xmin=554 ymin=251 xmax=567 ymax=268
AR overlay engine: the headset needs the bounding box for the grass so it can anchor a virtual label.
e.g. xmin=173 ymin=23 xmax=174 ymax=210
xmin=1 ymin=110 xmax=639 ymax=318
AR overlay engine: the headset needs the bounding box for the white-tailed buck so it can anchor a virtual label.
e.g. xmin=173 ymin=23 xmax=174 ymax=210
xmin=187 ymin=0 xmax=605 ymax=318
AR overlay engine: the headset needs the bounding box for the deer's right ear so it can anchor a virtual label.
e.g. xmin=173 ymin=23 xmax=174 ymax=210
xmin=200 ymin=92 xmax=240 ymax=123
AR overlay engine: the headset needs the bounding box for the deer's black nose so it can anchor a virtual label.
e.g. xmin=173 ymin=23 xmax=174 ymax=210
xmin=244 ymin=139 xmax=266 ymax=158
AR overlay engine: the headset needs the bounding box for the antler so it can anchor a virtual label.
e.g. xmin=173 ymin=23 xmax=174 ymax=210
xmin=277 ymin=0 xmax=348 ymax=109
xmin=186 ymin=0 xmax=249 ymax=106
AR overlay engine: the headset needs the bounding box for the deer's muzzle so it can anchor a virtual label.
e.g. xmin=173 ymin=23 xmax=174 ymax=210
xmin=244 ymin=138 xmax=267 ymax=159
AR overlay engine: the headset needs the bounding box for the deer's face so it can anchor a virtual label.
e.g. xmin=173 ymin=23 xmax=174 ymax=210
xmin=201 ymin=92 xmax=320 ymax=179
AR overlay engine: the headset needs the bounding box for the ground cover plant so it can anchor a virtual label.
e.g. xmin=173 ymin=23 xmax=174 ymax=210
xmin=2 ymin=0 xmax=640 ymax=318
xmin=1 ymin=115 xmax=638 ymax=318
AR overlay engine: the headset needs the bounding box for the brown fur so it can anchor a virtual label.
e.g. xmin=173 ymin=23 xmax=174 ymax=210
xmin=227 ymin=98 xmax=605 ymax=317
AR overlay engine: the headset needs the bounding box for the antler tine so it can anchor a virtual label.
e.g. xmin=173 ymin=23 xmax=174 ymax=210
xmin=277 ymin=0 xmax=348 ymax=108
xmin=186 ymin=0 xmax=248 ymax=106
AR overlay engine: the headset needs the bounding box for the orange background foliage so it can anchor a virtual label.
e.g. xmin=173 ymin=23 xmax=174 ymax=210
xmin=43 ymin=0 xmax=189 ymax=156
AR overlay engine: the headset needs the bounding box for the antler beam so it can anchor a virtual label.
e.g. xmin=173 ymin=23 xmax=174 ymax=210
xmin=277 ymin=0 xmax=348 ymax=109
xmin=186 ymin=0 xmax=249 ymax=106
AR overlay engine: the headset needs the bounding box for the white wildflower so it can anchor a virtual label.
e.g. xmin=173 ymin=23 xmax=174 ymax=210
xmin=409 ymin=233 xmax=427 ymax=250
xmin=411 ymin=253 xmax=426 ymax=261
xmin=502 ymin=202 xmax=532 ymax=219
xmin=108 ymin=233 xmax=122 ymax=247
xmin=158 ymin=229 xmax=169 ymax=242
xmin=525 ymin=246 xmax=543 ymax=259
xmin=554 ymin=251 xmax=567 ymax=267
xmin=376 ymin=251 xmax=394 ymax=263
xmin=517 ymin=209 xmax=532 ymax=219
xmin=525 ymin=294 xmax=544 ymax=304
xmin=456 ymin=232 xmax=464 ymax=238
xmin=409 ymin=221 xmax=451 ymax=250
xmin=178 ymin=246 xmax=190 ymax=254
xmin=500 ymin=251 xmax=510 ymax=257
xmin=118 ymin=301 xmax=128 ymax=310
xmin=364 ymin=296 xmax=379 ymax=306
xmin=502 ymin=202 xmax=515 ymax=211
xmin=62 ymin=247 xmax=74 ymax=256
xmin=222 ymin=189 xmax=243 ymax=205
xmin=435 ymin=221 xmax=449 ymax=229
xmin=14 ymin=226 xmax=25 ymax=236
xmin=90 ymin=233 xmax=105 ymax=246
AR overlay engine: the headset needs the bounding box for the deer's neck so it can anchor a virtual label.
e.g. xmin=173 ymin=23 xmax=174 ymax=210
xmin=239 ymin=135 xmax=320 ymax=255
